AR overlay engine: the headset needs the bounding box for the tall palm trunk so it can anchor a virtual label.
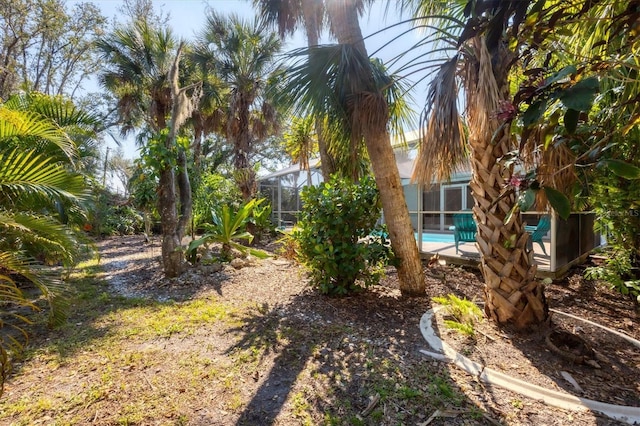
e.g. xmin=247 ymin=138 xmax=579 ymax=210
xmin=158 ymin=164 xmax=182 ymax=277
xmin=327 ymin=0 xmax=425 ymax=296
xmin=467 ymin=36 xmax=547 ymax=328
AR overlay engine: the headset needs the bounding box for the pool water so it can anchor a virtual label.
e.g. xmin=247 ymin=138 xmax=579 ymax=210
xmin=415 ymin=233 xmax=455 ymax=243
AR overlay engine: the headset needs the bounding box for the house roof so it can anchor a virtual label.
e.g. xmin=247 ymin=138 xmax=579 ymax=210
xmin=258 ymin=154 xmax=416 ymax=181
xmin=259 ymin=158 xmax=321 ymax=180
xmin=258 ymin=142 xmax=471 ymax=183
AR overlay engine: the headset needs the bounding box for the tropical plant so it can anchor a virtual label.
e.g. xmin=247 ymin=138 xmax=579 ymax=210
xmin=97 ymin=20 xmax=200 ymax=277
xmin=586 ymin=147 xmax=640 ymax=302
xmin=0 ymin=98 xmax=90 ymax=396
xmin=248 ymin=198 xmax=276 ymax=243
xmin=192 ymin=12 xmax=286 ymax=200
xmin=432 ymin=294 xmax=483 ymax=337
xmin=128 ymin=160 xmax=159 ymax=237
xmin=191 ymin=171 xmax=242 ymax=233
xmin=400 ymin=0 xmax=640 ymax=327
xmin=186 ymin=199 xmax=269 ymax=263
xmin=254 ymin=0 xmax=337 ymax=180
xmin=292 ymin=175 xmax=393 ymax=295
xmin=280 ymin=1 xmax=425 ymax=296
xmin=282 ymin=116 xmax=318 ymax=184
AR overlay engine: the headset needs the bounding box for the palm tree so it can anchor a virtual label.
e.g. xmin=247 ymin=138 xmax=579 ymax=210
xmin=404 ymin=0 xmax=637 ymax=327
xmin=192 ymin=12 xmax=286 ymax=201
xmin=283 ymin=0 xmax=426 ymax=296
xmin=0 ymin=98 xmax=90 ymax=396
xmin=254 ymin=0 xmax=338 ymax=180
xmin=97 ymin=21 xmax=197 ymax=277
xmin=96 ymin=20 xmax=175 ymax=134
xmin=283 ymin=116 xmax=318 ymax=184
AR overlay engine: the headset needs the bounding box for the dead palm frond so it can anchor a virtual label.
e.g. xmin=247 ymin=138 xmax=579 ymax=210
xmin=412 ymin=56 xmax=467 ymax=186
xmin=466 ymin=36 xmax=503 ymax=146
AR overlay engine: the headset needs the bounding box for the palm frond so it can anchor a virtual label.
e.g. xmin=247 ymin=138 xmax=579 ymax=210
xmin=0 ymin=211 xmax=80 ymax=266
xmin=0 ymin=108 xmax=77 ymax=161
xmin=4 ymin=93 xmax=100 ymax=130
xmin=465 ymin=36 xmax=502 ymax=145
xmin=0 ymin=269 xmax=37 ymax=398
xmin=0 ymin=149 xmax=88 ymax=207
xmin=412 ymin=56 xmax=467 ymax=186
xmin=0 ymin=250 xmax=70 ymax=328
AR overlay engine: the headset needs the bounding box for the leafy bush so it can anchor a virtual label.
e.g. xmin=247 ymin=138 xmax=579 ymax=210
xmin=102 ymin=205 xmax=144 ymax=236
xmin=584 ymin=252 xmax=640 ymax=303
xmin=587 ymin=170 xmax=640 ymax=302
xmin=128 ymin=162 xmax=159 ymax=236
xmin=292 ymin=175 xmax=392 ymax=296
xmin=88 ymin=189 xmax=144 ymax=236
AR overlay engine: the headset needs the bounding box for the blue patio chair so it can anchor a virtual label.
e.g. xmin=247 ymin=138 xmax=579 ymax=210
xmin=451 ymin=213 xmax=477 ymax=254
xmin=526 ymin=215 xmax=550 ymax=255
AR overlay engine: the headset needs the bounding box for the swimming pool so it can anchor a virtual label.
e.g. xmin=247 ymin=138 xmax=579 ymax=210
xmin=415 ymin=233 xmax=455 ymax=244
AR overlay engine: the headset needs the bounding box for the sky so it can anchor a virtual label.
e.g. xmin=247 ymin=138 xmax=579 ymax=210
xmin=87 ymin=0 xmax=431 ymax=170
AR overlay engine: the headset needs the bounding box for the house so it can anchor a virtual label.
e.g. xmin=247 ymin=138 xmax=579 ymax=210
xmin=258 ymin=141 xmax=600 ymax=278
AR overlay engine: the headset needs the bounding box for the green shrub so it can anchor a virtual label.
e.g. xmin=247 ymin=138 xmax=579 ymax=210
xmin=292 ymin=175 xmax=392 ymax=296
xmin=103 ymin=205 xmax=144 ymax=236
xmin=586 ymin=172 xmax=640 ymax=302
xmin=88 ymin=189 xmax=144 ymax=236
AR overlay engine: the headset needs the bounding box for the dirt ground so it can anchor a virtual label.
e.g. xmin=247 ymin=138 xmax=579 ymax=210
xmin=1 ymin=235 xmax=638 ymax=425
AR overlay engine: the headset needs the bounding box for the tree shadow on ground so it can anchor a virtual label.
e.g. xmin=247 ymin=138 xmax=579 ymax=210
xmin=224 ymin=280 xmax=505 ymax=425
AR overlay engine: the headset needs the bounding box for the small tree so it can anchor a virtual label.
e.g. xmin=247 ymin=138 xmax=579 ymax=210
xmin=293 ymin=175 xmax=392 ymax=296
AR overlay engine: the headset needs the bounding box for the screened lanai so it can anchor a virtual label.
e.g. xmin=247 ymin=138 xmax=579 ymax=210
xmin=258 ymin=150 xmax=601 ymax=278
xmin=258 ymin=159 xmax=323 ymax=228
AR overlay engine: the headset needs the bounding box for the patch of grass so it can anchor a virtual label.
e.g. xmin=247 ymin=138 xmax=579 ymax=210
xmin=291 ymin=389 xmax=314 ymax=425
xmin=428 ymin=373 xmax=465 ymax=406
xmin=397 ymin=385 xmax=422 ymax=400
xmin=227 ymin=392 xmax=244 ymax=412
xmin=3 ymin=395 xmax=53 ymax=417
xmin=106 ymin=297 xmax=234 ymax=340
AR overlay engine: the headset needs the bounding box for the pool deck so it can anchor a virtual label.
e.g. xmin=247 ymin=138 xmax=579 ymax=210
xmin=417 ymin=238 xmax=551 ymax=272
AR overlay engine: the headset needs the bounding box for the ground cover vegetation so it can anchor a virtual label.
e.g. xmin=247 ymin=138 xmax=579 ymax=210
xmin=0 ymin=0 xmax=639 ymax=422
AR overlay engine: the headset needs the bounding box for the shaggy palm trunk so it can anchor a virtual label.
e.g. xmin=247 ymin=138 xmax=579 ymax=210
xmin=327 ymin=0 xmax=425 ymax=296
xmin=152 ymin=93 xmax=184 ymax=278
xmin=157 ymin=45 xmax=197 ymax=278
xmin=467 ymin=36 xmax=547 ymax=328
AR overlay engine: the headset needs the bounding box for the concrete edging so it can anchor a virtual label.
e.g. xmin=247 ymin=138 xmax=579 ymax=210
xmin=419 ymin=307 xmax=640 ymax=425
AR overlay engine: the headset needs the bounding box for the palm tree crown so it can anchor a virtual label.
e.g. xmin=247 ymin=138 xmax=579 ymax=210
xmin=96 ymin=20 xmax=177 ymax=134
xmin=193 ymin=12 xmax=285 ymax=199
